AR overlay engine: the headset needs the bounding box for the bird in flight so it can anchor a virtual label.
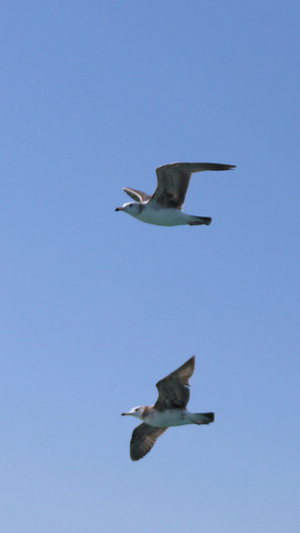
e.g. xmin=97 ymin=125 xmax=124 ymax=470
xmin=115 ymin=162 xmax=235 ymax=226
xmin=122 ymin=356 xmax=214 ymax=460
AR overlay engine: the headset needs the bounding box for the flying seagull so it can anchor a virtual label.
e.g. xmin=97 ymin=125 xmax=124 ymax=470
xmin=122 ymin=356 xmax=214 ymax=461
xmin=115 ymin=162 xmax=235 ymax=226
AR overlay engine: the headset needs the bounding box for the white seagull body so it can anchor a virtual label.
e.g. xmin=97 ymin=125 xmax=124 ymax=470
xmin=115 ymin=162 xmax=235 ymax=226
xmin=122 ymin=356 xmax=214 ymax=461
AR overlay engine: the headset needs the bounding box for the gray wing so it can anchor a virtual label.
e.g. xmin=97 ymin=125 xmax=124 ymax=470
xmin=123 ymin=187 xmax=151 ymax=203
xmin=154 ymin=356 xmax=195 ymax=411
xmin=150 ymin=162 xmax=236 ymax=209
xmin=130 ymin=423 xmax=167 ymax=461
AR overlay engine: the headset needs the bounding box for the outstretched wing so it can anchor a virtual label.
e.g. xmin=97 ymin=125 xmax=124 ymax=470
xmin=150 ymin=162 xmax=235 ymax=209
xmin=130 ymin=423 xmax=167 ymax=461
xmin=123 ymin=187 xmax=151 ymax=203
xmin=154 ymin=356 xmax=195 ymax=411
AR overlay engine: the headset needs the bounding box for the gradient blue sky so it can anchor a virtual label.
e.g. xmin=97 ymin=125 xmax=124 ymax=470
xmin=1 ymin=2 xmax=299 ymax=532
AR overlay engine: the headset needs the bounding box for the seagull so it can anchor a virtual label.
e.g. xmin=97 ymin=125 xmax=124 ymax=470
xmin=122 ymin=356 xmax=214 ymax=461
xmin=115 ymin=162 xmax=235 ymax=226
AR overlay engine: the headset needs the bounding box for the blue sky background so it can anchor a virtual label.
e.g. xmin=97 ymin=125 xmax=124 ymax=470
xmin=1 ymin=1 xmax=299 ymax=532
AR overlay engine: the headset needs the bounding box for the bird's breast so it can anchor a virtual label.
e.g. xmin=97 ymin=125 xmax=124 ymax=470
xmin=135 ymin=205 xmax=186 ymax=226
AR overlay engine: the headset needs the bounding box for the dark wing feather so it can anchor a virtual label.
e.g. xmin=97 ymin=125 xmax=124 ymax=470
xmin=154 ymin=356 xmax=195 ymax=411
xmin=130 ymin=423 xmax=167 ymax=461
xmin=123 ymin=187 xmax=151 ymax=203
xmin=150 ymin=163 xmax=236 ymax=209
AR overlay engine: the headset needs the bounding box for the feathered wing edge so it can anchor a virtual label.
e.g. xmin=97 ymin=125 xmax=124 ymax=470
xmin=123 ymin=187 xmax=151 ymax=202
xmin=152 ymin=163 xmax=236 ymax=208
xmin=130 ymin=423 xmax=167 ymax=461
xmin=154 ymin=356 xmax=195 ymax=411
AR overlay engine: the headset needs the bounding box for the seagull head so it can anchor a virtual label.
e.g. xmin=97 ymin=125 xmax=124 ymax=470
xmin=121 ymin=406 xmax=143 ymax=419
xmin=115 ymin=202 xmax=141 ymax=217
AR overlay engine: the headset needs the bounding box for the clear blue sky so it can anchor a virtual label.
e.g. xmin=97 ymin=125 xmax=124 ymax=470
xmin=1 ymin=2 xmax=299 ymax=532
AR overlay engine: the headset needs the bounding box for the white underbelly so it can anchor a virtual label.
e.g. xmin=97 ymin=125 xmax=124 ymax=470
xmin=144 ymin=409 xmax=192 ymax=427
xmin=136 ymin=207 xmax=187 ymax=226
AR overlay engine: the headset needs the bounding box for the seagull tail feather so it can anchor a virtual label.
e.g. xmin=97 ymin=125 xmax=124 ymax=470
xmin=188 ymin=216 xmax=212 ymax=226
xmin=191 ymin=412 xmax=215 ymax=425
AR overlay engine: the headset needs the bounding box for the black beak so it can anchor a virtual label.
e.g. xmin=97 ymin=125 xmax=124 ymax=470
xmin=115 ymin=207 xmax=121 ymax=212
